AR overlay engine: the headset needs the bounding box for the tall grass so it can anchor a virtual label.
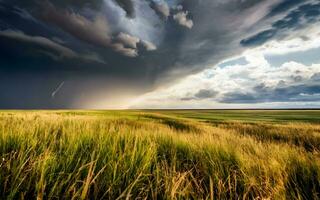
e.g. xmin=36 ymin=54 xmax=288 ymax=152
xmin=211 ymin=121 xmax=320 ymax=152
xmin=0 ymin=111 xmax=319 ymax=199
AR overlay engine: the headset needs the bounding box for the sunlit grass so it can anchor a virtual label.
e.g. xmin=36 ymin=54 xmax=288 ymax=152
xmin=0 ymin=111 xmax=319 ymax=199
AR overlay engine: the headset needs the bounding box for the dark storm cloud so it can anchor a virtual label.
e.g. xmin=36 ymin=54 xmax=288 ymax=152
xmin=0 ymin=29 xmax=106 ymax=63
xmin=241 ymin=1 xmax=320 ymax=46
xmin=0 ymin=29 xmax=77 ymax=58
xmin=114 ymin=0 xmax=135 ymax=18
xmin=267 ymin=0 xmax=305 ymax=16
xmin=195 ymin=89 xmax=218 ymax=99
xmin=241 ymin=30 xmax=276 ymax=47
xmin=221 ymin=83 xmax=320 ymax=103
xmin=39 ymin=1 xmax=157 ymax=57
xmin=0 ymin=0 xmax=319 ymax=108
xmin=39 ymin=1 xmax=116 ymax=51
xmin=181 ymin=89 xmax=218 ymax=101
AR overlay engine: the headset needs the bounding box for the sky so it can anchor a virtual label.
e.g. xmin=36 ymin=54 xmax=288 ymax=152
xmin=0 ymin=0 xmax=319 ymax=109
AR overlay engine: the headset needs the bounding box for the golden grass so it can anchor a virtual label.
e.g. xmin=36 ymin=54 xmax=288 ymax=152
xmin=0 ymin=111 xmax=319 ymax=199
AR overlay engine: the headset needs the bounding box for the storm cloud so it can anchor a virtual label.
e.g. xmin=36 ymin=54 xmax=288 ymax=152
xmin=0 ymin=0 xmax=320 ymax=108
xmin=222 ymin=84 xmax=320 ymax=103
xmin=114 ymin=0 xmax=135 ymax=18
xmin=0 ymin=29 xmax=77 ymax=58
xmin=241 ymin=1 xmax=320 ymax=46
xmin=181 ymin=89 xmax=218 ymax=101
xmin=150 ymin=1 xmax=170 ymax=19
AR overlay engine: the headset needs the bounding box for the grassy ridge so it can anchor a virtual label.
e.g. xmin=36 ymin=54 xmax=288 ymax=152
xmin=0 ymin=110 xmax=320 ymax=199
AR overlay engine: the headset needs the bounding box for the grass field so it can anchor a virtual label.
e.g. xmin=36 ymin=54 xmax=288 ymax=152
xmin=0 ymin=110 xmax=319 ymax=199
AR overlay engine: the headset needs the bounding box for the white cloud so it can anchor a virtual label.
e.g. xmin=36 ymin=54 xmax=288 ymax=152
xmin=255 ymin=24 xmax=320 ymax=55
xmin=112 ymin=43 xmax=138 ymax=57
xmin=173 ymin=11 xmax=193 ymax=29
xmin=103 ymin=0 xmax=164 ymax=45
xmin=113 ymin=32 xmax=157 ymax=57
xmin=130 ymin=32 xmax=320 ymax=108
xmin=117 ymin=32 xmax=140 ymax=49
xmin=152 ymin=2 xmax=170 ymax=19
xmin=141 ymin=40 xmax=157 ymax=51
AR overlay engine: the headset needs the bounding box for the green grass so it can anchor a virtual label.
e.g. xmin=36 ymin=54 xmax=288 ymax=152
xmin=0 ymin=110 xmax=319 ymax=199
xmin=148 ymin=110 xmax=320 ymax=123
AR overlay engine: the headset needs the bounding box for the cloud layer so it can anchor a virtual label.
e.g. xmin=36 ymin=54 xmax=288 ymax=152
xmin=131 ymin=34 xmax=320 ymax=108
xmin=0 ymin=0 xmax=319 ymax=108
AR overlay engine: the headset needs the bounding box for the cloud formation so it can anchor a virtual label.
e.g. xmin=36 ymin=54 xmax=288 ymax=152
xmin=131 ymin=34 xmax=320 ymax=108
xmin=151 ymin=1 xmax=170 ymax=19
xmin=115 ymin=32 xmax=157 ymax=55
xmin=141 ymin=40 xmax=157 ymax=51
xmin=0 ymin=0 xmax=320 ymax=108
xmin=0 ymin=29 xmax=105 ymax=63
xmin=40 ymin=2 xmax=112 ymax=48
xmin=38 ymin=1 xmax=158 ymax=57
xmin=173 ymin=11 xmax=193 ymax=29
xmin=241 ymin=1 xmax=320 ymax=46
xmin=181 ymin=89 xmax=218 ymax=101
xmin=0 ymin=29 xmax=76 ymax=58
xmin=114 ymin=0 xmax=135 ymax=18
xmin=117 ymin=32 xmax=140 ymax=49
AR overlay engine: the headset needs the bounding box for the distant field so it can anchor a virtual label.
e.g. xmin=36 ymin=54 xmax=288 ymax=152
xmin=145 ymin=109 xmax=320 ymax=123
xmin=0 ymin=110 xmax=319 ymax=199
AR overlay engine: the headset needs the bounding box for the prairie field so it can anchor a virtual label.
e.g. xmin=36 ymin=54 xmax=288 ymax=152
xmin=0 ymin=110 xmax=320 ymax=199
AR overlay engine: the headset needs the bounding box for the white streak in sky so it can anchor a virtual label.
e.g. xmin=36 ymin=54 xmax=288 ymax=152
xmin=51 ymin=81 xmax=65 ymax=98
